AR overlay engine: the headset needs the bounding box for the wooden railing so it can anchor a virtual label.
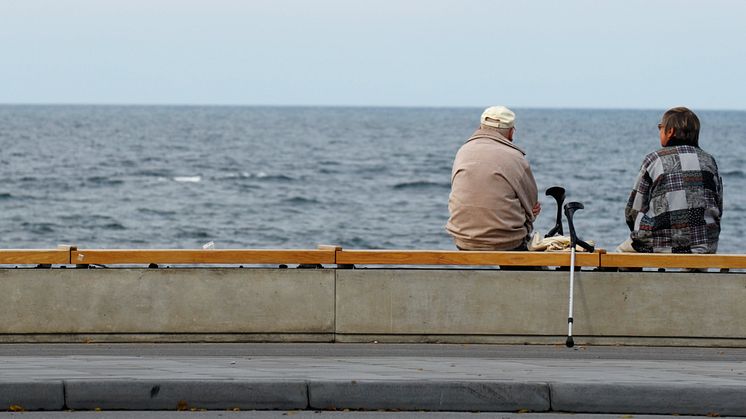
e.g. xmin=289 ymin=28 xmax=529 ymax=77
xmin=1 ymin=245 xmax=745 ymax=270
xmin=71 ymin=249 xmax=336 ymax=265
xmin=0 ymin=247 xmax=72 ymax=264
xmin=335 ymin=249 xmax=601 ymax=267
xmin=600 ymin=253 xmax=746 ymax=270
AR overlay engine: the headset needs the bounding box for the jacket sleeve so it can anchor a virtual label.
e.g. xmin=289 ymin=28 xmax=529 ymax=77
xmin=518 ymin=163 xmax=539 ymax=223
xmin=625 ymin=160 xmax=652 ymax=231
xmin=718 ymin=176 xmax=724 ymax=216
xmin=715 ymin=160 xmax=724 ymax=216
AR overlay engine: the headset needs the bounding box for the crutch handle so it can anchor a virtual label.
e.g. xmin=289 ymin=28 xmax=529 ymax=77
xmin=564 ymin=202 xmax=595 ymax=253
xmin=545 ymin=186 xmax=566 ymax=237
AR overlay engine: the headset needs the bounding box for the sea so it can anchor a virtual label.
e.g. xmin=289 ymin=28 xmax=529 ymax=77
xmin=1 ymin=105 xmax=745 ymax=253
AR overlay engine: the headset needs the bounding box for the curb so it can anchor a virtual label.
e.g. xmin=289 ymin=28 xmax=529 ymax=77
xmin=0 ymin=382 xmax=64 ymax=411
xmin=64 ymin=380 xmax=308 ymax=411
xmin=2 ymin=380 xmax=746 ymax=416
xmin=308 ymin=381 xmax=549 ymax=412
xmin=550 ymin=382 xmax=746 ymax=416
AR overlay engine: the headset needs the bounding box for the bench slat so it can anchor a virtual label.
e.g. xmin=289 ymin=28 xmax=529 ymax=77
xmin=601 ymin=253 xmax=746 ymax=269
xmin=0 ymin=250 xmax=70 ymax=264
xmin=71 ymin=249 xmax=335 ymax=265
xmin=6 ymin=248 xmax=745 ymax=269
xmin=336 ymin=250 xmax=601 ymax=266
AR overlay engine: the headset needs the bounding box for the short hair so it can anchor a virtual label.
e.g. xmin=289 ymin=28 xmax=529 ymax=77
xmin=479 ymin=124 xmax=513 ymax=138
xmin=661 ymin=107 xmax=700 ymax=146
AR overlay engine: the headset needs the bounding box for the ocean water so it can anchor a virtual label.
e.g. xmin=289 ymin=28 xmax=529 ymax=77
xmin=1 ymin=105 xmax=745 ymax=253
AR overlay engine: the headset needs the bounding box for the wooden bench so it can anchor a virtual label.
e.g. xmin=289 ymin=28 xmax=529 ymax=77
xmin=600 ymin=253 xmax=746 ymax=270
xmin=4 ymin=246 xmax=746 ymax=271
xmin=70 ymin=248 xmax=336 ymax=265
xmin=0 ymin=248 xmax=71 ymax=265
xmin=335 ymin=249 xmax=603 ymax=267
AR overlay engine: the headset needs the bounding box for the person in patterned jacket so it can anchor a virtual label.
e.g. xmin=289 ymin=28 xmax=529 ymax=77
xmin=618 ymin=107 xmax=723 ymax=253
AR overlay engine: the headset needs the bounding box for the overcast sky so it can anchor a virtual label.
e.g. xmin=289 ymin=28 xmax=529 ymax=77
xmin=2 ymin=0 xmax=745 ymax=109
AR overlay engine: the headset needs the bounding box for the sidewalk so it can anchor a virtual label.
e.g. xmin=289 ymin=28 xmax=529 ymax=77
xmin=2 ymin=354 xmax=746 ymax=415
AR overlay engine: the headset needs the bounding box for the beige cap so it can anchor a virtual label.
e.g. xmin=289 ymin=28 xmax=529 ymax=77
xmin=480 ymin=106 xmax=515 ymax=128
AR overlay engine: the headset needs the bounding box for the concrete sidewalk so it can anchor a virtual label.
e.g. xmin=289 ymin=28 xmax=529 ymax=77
xmin=1 ymin=354 xmax=746 ymax=416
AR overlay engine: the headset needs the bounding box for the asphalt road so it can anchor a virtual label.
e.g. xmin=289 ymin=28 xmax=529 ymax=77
xmin=1 ymin=342 xmax=745 ymax=361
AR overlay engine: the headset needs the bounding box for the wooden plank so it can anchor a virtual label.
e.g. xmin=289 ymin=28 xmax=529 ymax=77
xmin=335 ymin=250 xmax=601 ymax=267
xmin=0 ymin=250 xmax=70 ymax=264
xmin=601 ymin=253 xmax=746 ymax=269
xmin=71 ymin=249 xmax=335 ymax=265
xmin=317 ymin=244 xmax=342 ymax=251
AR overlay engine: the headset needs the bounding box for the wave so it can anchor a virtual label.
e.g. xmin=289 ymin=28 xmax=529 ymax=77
xmin=357 ymin=165 xmax=388 ymax=174
xmin=175 ymin=229 xmax=211 ymax=239
xmin=255 ymin=172 xmax=295 ymax=182
xmin=134 ymin=169 xmax=172 ymax=177
xmin=283 ymin=196 xmax=321 ymax=205
xmin=213 ymin=172 xmax=295 ymax=182
xmin=173 ymin=176 xmax=202 ymax=183
xmin=722 ymin=170 xmax=745 ymax=178
xmin=101 ymin=222 xmax=126 ymax=230
xmin=214 ymin=172 xmax=253 ymax=180
xmin=339 ymin=236 xmax=375 ymax=249
xmin=0 ymin=192 xmax=12 ymax=200
xmin=86 ymin=176 xmax=124 ymax=186
xmin=137 ymin=208 xmax=177 ymax=216
xmin=21 ymin=222 xmax=58 ymax=234
xmin=392 ymin=181 xmax=450 ymax=190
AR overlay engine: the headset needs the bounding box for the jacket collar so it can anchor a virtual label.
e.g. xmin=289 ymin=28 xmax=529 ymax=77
xmin=665 ymin=138 xmax=698 ymax=148
xmin=465 ymin=127 xmax=526 ymax=155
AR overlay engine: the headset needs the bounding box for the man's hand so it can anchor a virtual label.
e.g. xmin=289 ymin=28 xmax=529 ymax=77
xmin=532 ymin=202 xmax=541 ymax=217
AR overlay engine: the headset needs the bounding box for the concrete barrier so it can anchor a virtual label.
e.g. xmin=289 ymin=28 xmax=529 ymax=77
xmin=335 ymin=269 xmax=746 ymax=346
xmin=1 ymin=267 xmax=745 ymax=346
xmin=0 ymin=268 xmax=335 ymax=342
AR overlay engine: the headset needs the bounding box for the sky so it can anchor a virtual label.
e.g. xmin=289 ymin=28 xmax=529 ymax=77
xmin=1 ymin=0 xmax=745 ymax=109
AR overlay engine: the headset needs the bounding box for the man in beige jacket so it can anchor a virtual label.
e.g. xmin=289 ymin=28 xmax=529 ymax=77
xmin=446 ymin=106 xmax=540 ymax=250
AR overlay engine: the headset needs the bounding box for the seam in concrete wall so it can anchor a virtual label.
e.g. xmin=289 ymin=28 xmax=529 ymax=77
xmin=62 ymin=380 xmax=68 ymax=410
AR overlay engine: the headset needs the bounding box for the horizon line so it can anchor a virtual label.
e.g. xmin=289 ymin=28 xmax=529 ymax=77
xmin=0 ymin=102 xmax=744 ymax=112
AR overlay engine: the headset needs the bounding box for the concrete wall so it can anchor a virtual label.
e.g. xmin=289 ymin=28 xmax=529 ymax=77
xmin=1 ymin=267 xmax=745 ymax=346
xmin=0 ymin=268 xmax=335 ymax=340
xmin=336 ymin=269 xmax=746 ymax=346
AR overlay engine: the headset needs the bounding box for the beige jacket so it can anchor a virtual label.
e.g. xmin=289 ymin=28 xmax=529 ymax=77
xmin=446 ymin=127 xmax=538 ymax=250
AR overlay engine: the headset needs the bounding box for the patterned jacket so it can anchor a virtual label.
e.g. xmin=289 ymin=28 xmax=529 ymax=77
xmin=625 ymin=140 xmax=723 ymax=253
